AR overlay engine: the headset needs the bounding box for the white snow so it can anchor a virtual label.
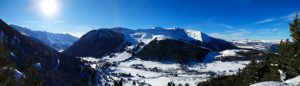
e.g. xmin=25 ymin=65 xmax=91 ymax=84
xmin=55 ymin=58 xmax=60 ymax=71
xmin=278 ymin=69 xmax=286 ymax=81
xmin=230 ymin=39 xmax=279 ymax=51
xmin=34 ymin=63 xmax=42 ymax=69
xmin=143 ymin=77 xmax=170 ymax=86
xmin=10 ymin=52 xmax=16 ymax=57
xmin=189 ymin=61 xmax=250 ymax=76
xmin=58 ymin=50 xmax=64 ymax=52
xmin=102 ymin=51 xmax=132 ymax=62
xmin=89 ymin=56 xmax=251 ymax=86
xmin=216 ymin=49 xmax=249 ymax=57
xmin=111 ymin=27 xmax=211 ymax=45
xmin=80 ymin=57 xmax=101 ymax=62
xmin=90 ymin=64 xmax=97 ymax=69
xmin=114 ymin=67 xmax=162 ymax=78
xmin=119 ymin=58 xmax=179 ymax=70
xmin=14 ymin=69 xmax=24 ymax=80
xmin=285 ymin=75 xmax=300 ymax=85
xmin=250 ymin=81 xmax=287 ymax=86
xmin=185 ymin=29 xmax=203 ymax=41
xmin=251 ymin=74 xmax=300 ymax=86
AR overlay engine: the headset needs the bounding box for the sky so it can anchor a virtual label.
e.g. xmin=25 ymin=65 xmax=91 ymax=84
xmin=0 ymin=0 xmax=299 ymax=40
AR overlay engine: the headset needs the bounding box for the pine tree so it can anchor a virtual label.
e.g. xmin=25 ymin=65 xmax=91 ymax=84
xmin=0 ymin=42 xmax=17 ymax=85
xmin=20 ymin=56 xmax=43 ymax=86
xmin=289 ymin=13 xmax=300 ymax=53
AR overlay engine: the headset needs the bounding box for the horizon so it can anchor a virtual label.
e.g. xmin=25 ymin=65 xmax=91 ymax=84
xmin=1 ymin=0 xmax=299 ymax=40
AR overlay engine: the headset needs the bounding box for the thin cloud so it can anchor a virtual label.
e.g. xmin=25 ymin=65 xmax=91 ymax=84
xmin=219 ymin=24 xmax=233 ymax=29
xmin=283 ymin=11 xmax=299 ymax=21
xmin=252 ymin=18 xmax=276 ymax=25
xmin=209 ymin=29 xmax=251 ymax=40
xmin=197 ymin=20 xmax=234 ymax=29
xmin=257 ymin=28 xmax=281 ymax=34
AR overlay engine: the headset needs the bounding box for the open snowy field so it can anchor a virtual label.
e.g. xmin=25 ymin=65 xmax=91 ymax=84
xmin=81 ymin=54 xmax=250 ymax=86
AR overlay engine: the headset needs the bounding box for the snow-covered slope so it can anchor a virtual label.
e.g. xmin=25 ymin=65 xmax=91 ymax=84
xmin=80 ymin=55 xmax=250 ymax=86
xmin=63 ymin=27 xmax=243 ymax=86
xmin=10 ymin=25 xmax=78 ymax=51
xmin=250 ymin=74 xmax=300 ymax=86
xmin=65 ymin=27 xmax=237 ymax=62
xmin=111 ymin=27 xmax=236 ymax=51
xmin=111 ymin=27 xmax=205 ymax=44
xmin=231 ymin=39 xmax=279 ymax=52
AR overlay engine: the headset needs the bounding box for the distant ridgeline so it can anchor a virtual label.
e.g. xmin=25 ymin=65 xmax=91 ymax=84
xmin=10 ymin=25 xmax=78 ymax=51
xmin=198 ymin=14 xmax=300 ymax=86
xmin=0 ymin=19 xmax=95 ymax=86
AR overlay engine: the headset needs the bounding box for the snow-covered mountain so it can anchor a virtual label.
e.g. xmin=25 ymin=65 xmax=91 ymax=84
xmin=0 ymin=19 xmax=93 ymax=86
xmin=61 ymin=27 xmax=244 ymax=85
xmin=64 ymin=29 xmax=125 ymax=58
xmin=110 ymin=27 xmax=237 ymax=51
xmin=10 ymin=25 xmax=78 ymax=51
xmin=64 ymin=27 xmax=237 ymax=62
xmin=40 ymin=26 xmax=271 ymax=86
xmin=230 ymin=39 xmax=279 ymax=52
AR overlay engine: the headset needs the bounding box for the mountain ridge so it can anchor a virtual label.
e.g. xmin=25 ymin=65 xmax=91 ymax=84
xmin=10 ymin=25 xmax=78 ymax=51
xmin=0 ymin=19 xmax=94 ymax=86
xmin=64 ymin=27 xmax=237 ymax=63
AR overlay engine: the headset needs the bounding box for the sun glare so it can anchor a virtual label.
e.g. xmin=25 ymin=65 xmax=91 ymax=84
xmin=40 ymin=0 xmax=59 ymax=17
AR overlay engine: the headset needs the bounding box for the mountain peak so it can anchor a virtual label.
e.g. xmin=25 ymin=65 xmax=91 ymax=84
xmin=10 ymin=25 xmax=78 ymax=51
xmin=64 ymin=28 xmax=125 ymax=58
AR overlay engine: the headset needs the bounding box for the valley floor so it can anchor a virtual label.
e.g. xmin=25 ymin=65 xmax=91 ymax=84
xmin=81 ymin=53 xmax=250 ymax=86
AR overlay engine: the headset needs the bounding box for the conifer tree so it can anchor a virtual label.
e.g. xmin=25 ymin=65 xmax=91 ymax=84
xmin=20 ymin=56 xmax=43 ymax=86
xmin=0 ymin=42 xmax=17 ymax=85
xmin=289 ymin=13 xmax=300 ymax=52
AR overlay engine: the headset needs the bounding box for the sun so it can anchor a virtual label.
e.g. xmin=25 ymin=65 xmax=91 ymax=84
xmin=40 ymin=0 xmax=59 ymax=17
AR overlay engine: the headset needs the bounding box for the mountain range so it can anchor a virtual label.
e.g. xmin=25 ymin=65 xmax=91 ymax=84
xmin=0 ymin=19 xmax=282 ymax=86
xmin=0 ymin=19 xmax=94 ymax=86
xmin=63 ymin=27 xmax=237 ymax=63
xmin=10 ymin=25 xmax=78 ymax=51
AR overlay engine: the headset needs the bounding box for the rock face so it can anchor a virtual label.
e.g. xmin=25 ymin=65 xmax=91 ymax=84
xmin=64 ymin=29 xmax=125 ymax=58
xmin=0 ymin=19 xmax=94 ymax=86
xmin=10 ymin=25 xmax=78 ymax=51
xmin=137 ymin=39 xmax=211 ymax=63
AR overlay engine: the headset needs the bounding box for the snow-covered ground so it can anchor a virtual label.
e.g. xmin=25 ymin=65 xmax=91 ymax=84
xmin=216 ymin=49 xmax=249 ymax=57
xmin=81 ymin=51 xmax=250 ymax=86
xmin=250 ymin=81 xmax=288 ymax=86
xmin=14 ymin=69 xmax=24 ymax=81
xmin=250 ymin=75 xmax=300 ymax=86
xmin=230 ymin=39 xmax=279 ymax=52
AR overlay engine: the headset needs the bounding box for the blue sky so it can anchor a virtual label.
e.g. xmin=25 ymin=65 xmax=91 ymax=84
xmin=0 ymin=0 xmax=299 ymax=40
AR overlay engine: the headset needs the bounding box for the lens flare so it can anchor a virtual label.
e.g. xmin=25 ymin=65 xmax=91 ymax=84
xmin=40 ymin=0 xmax=59 ymax=17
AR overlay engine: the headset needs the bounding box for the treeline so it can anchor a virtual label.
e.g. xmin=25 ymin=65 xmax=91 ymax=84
xmin=0 ymin=42 xmax=42 ymax=86
xmin=198 ymin=14 xmax=300 ymax=86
